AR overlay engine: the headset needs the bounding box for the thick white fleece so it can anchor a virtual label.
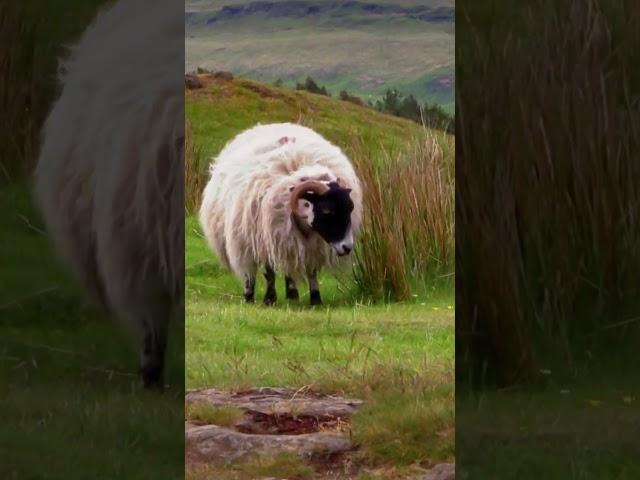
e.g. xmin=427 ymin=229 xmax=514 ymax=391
xmin=33 ymin=0 xmax=184 ymax=330
xmin=199 ymin=123 xmax=363 ymax=281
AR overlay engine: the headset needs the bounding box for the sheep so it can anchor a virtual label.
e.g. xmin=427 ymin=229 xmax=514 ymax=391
xmin=33 ymin=0 xmax=184 ymax=388
xmin=199 ymin=122 xmax=363 ymax=305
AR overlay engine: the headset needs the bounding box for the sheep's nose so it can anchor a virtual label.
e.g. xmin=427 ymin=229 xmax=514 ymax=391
xmin=331 ymin=240 xmax=353 ymax=256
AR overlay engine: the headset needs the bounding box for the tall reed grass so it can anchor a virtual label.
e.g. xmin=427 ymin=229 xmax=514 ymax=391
xmin=457 ymin=0 xmax=640 ymax=385
xmin=349 ymin=132 xmax=454 ymax=300
xmin=0 ymin=1 xmax=113 ymax=184
xmin=0 ymin=4 xmax=42 ymax=182
xmin=184 ymin=123 xmax=208 ymax=214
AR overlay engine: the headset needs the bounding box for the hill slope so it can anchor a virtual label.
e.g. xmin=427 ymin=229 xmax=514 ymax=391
xmin=186 ymin=73 xmax=436 ymax=162
xmin=185 ymin=0 xmax=454 ymax=112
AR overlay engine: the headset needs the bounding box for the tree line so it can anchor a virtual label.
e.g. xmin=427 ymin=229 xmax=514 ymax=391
xmin=289 ymin=76 xmax=454 ymax=134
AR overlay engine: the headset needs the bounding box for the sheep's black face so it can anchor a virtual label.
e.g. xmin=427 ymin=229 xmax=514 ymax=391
xmin=302 ymin=182 xmax=355 ymax=256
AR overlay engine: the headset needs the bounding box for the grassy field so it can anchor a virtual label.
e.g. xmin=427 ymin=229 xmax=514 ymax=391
xmin=0 ymin=185 xmax=184 ymax=479
xmin=185 ymin=77 xmax=455 ymax=477
xmin=457 ymin=379 xmax=640 ymax=479
xmin=185 ymin=217 xmax=454 ymax=478
xmin=185 ymin=0 xmax=454 ymax=112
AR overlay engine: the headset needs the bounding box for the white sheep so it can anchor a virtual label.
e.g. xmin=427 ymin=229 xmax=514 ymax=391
xmin=33 ymin=0 xmax=183 ymax=388
xmin=199 ymin=123 xmax=363 ymax=305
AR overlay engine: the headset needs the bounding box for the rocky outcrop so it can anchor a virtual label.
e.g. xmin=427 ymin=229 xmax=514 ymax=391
xmin=185 ymin=387 xmax=362 ymax=463
xmin=424 ymin=463 xmax=455 ymax=480
xmin=187 ymin=424 xmax=352 ymax=463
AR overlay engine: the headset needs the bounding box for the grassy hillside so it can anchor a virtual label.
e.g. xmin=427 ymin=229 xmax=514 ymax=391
xmin=185 ymin=0 xmax=454 ymax=112
xmin=186 ymin=73 xmax=431 ymax=162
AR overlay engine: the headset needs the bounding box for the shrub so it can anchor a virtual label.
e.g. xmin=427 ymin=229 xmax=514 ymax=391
xmin=295 ymin=76 xmax=330 ymax=96
xmin=339 ymin=89 xmax=365 ymax=106
xmin=374 ymin=89 xmax=454 ymax=134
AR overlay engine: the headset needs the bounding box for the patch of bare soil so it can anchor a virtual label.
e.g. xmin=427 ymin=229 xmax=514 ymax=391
xmin=237 ymin=410 xmax=350 ymax=435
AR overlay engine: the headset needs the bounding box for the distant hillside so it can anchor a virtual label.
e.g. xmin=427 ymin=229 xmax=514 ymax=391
xmin=192 ymin=1 xmax=453 ymax=24
xmin=185 ymin=0 xmax=454 ymax=113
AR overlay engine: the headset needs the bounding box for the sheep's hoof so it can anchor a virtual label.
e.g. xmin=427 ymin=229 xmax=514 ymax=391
xmin=310 ymin=291 xmax=322 ymax=306
xmin=286 ymin=288 xmax=299 ymax=300
xmin=141 ymin=364 xmax=164 ymax=390
xmin=244 ymin=293 xmax=255 ymax=303
xmin=264 ymin=290 xmax=277 ymax=306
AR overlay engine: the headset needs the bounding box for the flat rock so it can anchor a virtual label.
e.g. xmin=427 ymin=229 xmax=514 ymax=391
xmin=424 ymin=463 xmax=455 ymax=480
xmin=187 ymin=424 xmax=352 ymax=463
xmin=186 ymin=387 xmax=363 ymax=418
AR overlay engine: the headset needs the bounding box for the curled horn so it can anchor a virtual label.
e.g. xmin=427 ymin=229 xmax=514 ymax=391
xmin=289 ymin=180 xmax=330 ymax=212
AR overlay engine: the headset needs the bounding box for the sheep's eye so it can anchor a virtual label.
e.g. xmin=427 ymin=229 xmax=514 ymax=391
xmin=304 ymin=202 xmax=310 ymax=208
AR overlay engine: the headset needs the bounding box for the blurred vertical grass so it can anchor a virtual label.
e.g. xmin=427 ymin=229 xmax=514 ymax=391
xmin=0 ymin=1 xmax=114 ymax=184
xmin=456 ymin=0 xmax=640 ymax=386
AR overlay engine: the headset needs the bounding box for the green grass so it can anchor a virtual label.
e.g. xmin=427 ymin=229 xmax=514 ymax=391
xmin=457 ymin=380 xmax=640 ymax=479
xmin=186 ymin=402 xmax=245 ymax=427
xmin=0 ymin=185 xmax=184 ymax=479
xmin=187 ymin=452 xmax=315 ymax=480
xmin=185 ymin=215 xmax=454 ymax=475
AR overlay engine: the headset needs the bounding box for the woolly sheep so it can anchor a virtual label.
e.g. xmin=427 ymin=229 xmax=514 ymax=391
xmin=199 ymin=123 xmax=363 ymax=305
xmin=33 ymin=0 xmax=184 ymax=388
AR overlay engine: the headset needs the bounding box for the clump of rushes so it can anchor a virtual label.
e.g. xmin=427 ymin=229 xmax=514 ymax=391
xmin=184 ymin=123 xmax=208 ymax=214
xmin=0 ymin=2 xmax=113 ymax=183
xmin=0 ymin=4 xmax=40 ymax=182
xmin=350 ymin=131 xmax=454 ymax=301
xmin=457 ymin=0 xmax=640 ymax=385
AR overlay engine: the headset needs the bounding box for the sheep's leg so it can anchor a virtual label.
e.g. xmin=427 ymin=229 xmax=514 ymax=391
xmin=285 ymin=276 xmax=299 ymax=300
xmin=140 ymin=311 xmax=169 ymax=389
xmin=308 ymin=270 xmax=322 ymax=306
xmin=263 ymin=265 xmax=277 ymax=305
xmin=129 ymin=290 xmax=171 ymax=389
xmin=244 ymin=272 xmax=256 ymax=303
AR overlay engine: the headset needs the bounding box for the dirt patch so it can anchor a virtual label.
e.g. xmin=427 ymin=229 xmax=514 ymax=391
xmin=237 ymin=410 xmax=349 ymax=435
